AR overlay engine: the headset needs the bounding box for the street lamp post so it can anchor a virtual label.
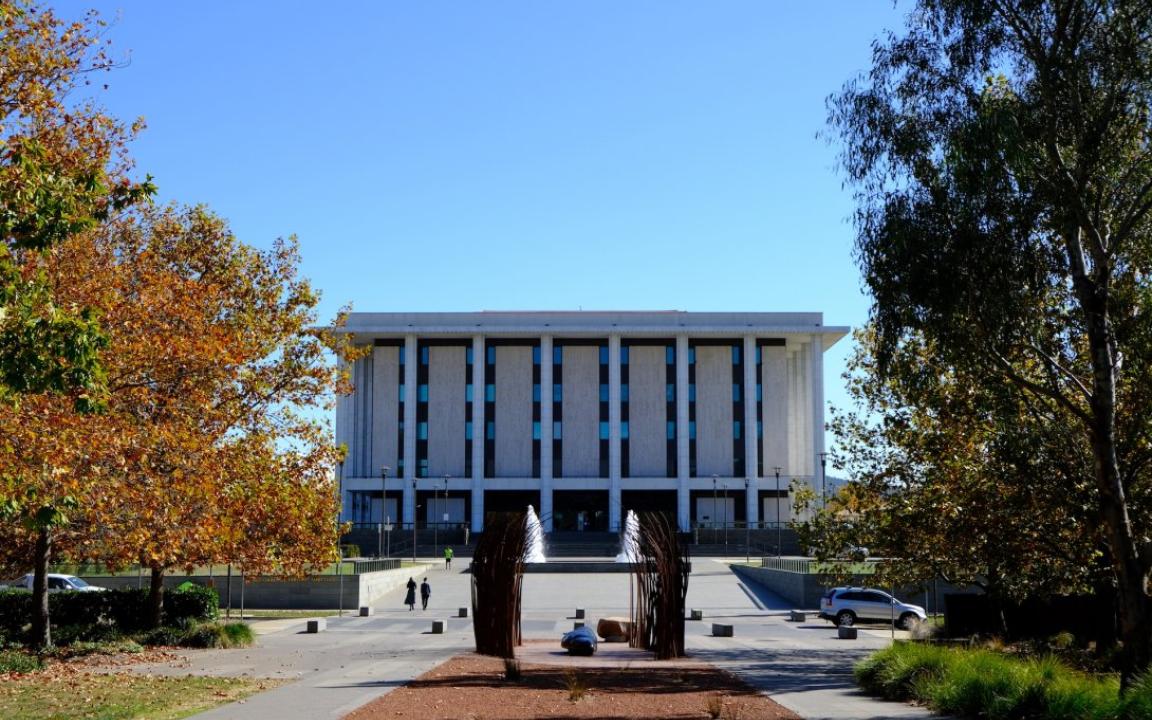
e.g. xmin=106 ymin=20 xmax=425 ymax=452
xmin=744 ymin=477 xmax=750 ymax=562
xmin=412 ymin=479 xmax=418 ymax=563
xmin=819 ymin=452 xmax=828 ymax=508
xmin=436 ymin=474 xmax=449 ymax=561
xmin=378 ymin=466 xmax=389 ymax=558
xmin=722 ymin=481 xmax=728 ymax=555
xmin=773 ymin=466 xmax=783 ymax=557
xmin=380 ymin=466 xmax=391 ymax=558
xmin=711 ymin=475 xmax=718 ymax=536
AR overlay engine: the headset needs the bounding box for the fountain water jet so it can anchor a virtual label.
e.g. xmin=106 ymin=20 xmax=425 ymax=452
xmin=525 ymin=505 xmax=546 ymax=563
xmin=615 ymin=509 xmax=641 ymax=563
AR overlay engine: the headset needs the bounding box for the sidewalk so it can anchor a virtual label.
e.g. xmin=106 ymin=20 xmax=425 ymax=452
xmin=135 ymin=557 xmax=935 ymax=720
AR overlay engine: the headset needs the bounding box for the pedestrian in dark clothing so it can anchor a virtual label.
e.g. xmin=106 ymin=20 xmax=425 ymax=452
xmin=420 ymin=578 xmax=431 ymax=610
xmin=404 ymin=577 xmax=417 ymax=611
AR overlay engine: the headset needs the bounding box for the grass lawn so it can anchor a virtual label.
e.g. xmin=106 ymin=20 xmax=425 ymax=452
xmin=0 ymin=671 xmax=280 ymax=720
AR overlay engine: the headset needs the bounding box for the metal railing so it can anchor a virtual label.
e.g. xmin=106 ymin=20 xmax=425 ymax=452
xmin=759 ymin=557 xmax=884 ymax=574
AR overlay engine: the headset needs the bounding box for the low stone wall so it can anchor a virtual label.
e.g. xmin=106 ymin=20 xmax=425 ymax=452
xmin=84 ymin=564 xmax=432 ymax=610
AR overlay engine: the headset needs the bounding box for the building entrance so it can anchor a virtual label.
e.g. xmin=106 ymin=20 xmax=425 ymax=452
xmin=552 ymin=490 xmax=608 ymax=532
xmin=620 ymin=490 xmax=678 ymax=526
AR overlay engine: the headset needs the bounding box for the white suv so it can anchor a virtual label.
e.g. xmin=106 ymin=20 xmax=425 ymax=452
xmin=818 ymin=587 xmax=926 ymax=629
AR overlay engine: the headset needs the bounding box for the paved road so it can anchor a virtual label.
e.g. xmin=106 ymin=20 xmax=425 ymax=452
xmin=137 ymin=558 xmax=933 ymax=720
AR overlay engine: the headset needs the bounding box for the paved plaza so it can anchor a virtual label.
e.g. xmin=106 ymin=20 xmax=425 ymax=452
xmin=138 ymin=558 xmax=934 ymax=720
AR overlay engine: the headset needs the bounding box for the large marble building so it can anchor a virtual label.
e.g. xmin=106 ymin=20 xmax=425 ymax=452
xmin=335 ymin=311 xmax=847 ymax=533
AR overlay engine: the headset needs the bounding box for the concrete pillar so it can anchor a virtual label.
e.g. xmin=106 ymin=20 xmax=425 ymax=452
xmin=743 ymin=336 xmax=759 ymax=525
xmin=811 ymin=333 xmax=826 ymax=503
xmin=540 ymin=336 xmax=553 ymax=532
xmin=608 ymin=335 xmax=622 ymax=532
xmin=403 ymin=334 xmax=418 ymax=526
xmin=676 ymin=335 xmax=691 ymax=531
xmin=471 ymin=335 xmax=485 ymax=533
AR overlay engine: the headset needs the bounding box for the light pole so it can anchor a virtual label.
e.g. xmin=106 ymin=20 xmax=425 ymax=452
xmin=819 ymin=452 xmax=828 ymax=509
xmin=380 ymin=466 xmax=391 ymax=558
xmin=711 ymin=475 xmax=718 ymax=535
xmin=412 ymin=479 xmax=418 ymax=563
xmin=744 ymin=477 xmax=750 ymax=562
xmin=722 ymin=480 xmax=728 ymax=555
xmin=378 ymin=466 xmax=389 ymax=558
xmin=436 ymin=474 xmax=449 ymax=562
xmin=773 ymin=466 xmax=782 ymax=557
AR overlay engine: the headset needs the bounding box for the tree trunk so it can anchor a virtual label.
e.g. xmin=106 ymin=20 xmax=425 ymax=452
xmin=29 ymin=526 xmax=52 ymax=650
xmin=147 ymin=566 xmax=165 ymax=629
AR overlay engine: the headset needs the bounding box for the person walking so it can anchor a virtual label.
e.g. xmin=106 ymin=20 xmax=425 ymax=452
xmin=420 ymin=578 xmax=431 ymax=610
xmin=444 ymin=546 xmax=453 ymax=570
xmin=404 ymin=577 xmax=417 ymax=611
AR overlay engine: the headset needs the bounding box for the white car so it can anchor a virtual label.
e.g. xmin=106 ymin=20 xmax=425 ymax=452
xmin=3 ymin=574 xmax=107 ymax=592
xmin=818 ymin=587 xmax=926 ymax=629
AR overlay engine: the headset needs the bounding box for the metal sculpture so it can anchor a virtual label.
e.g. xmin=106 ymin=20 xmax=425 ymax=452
xmin=629 ymin=512 xmax=690 ymax=659
xmin=470 ymin=510 xmax=537 ymax=657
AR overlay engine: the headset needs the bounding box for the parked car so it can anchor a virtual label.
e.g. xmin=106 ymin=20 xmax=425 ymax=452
xmin=1 ymin=574 xmax=107 ymax=592
xmin=818 ymin=587 xmax=926 ymax=629
xmin=561 ymin=626 xmax=598 ymax=656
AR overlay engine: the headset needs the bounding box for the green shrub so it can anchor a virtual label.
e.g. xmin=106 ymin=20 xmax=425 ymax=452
xmin=179 ymin=624 xmax=224 ymax=648
xmin=857 ymin=642 xmax=1130 ymax=720
xmin=0 ymin=649 xmax=41 ymax=673
xmin=139 ymin=626 xmax=185 ymax=647
xmin=341 ymin=544 xmax=361 ymax=558
xmin=0 ymin=590 xmax=31 ymax=641
xmin=165 ymin=583 xmax=219 ymax=624
xmin=219 ymin=622 xmax=253 ymax=648
xmin=52 ymin=622 xmax=124 ymax=645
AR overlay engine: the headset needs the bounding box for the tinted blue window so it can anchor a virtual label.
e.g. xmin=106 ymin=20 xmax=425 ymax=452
xmin=553 ymin=385 xmax=563 ymax=402
xmin=666 ymin=383 xmax=675 ymax=402
xmin=486 ymin=346 xmax=496 ymax=364
xmin=532 ymin=421 xmax=541 ymax=440
xmin=465 ymin=421 xmax=473 ymax=440
xmin=621 ymin=421 xmax=629 ymax=439
xmin=399 ymin=346 xmax=405 ymax=364
xmin=734 ymin=421 xmax=742 ymax=440
xmin=532 ymin=346 xmax=541 ymax=364
xmin=554 ymin=346 xmax=563 ymax=364
xmin=666 ymin=346 xmax=675 ymax=364
xmin=418 ymin=384 xmax=429 ymax=402
xmin=417 ymin=422 xmax=428 ymax=440
xmin=420 ymin=346 xmax=429 ymax=364
xmin=688 ymin=347 xmax=696 ymax=364
xmin=733 ymin=384 xmax=741 ymax=402
xmin=688 ymin=384 xmax=696 ymax=403
xmin=756 ymin=384 xmax=763 ymax=402
xmin=486 ymin=421 xmax=495 ymax=440
xmin=757 ymin=420 xmax=763 ymax=438
xmin=532 ymin=384 xmax=541 ymax=402
xmin=599 ymin=346 xmax=609 ymax=364
xmin=600 ymin=384 xmax=609 ymax=402
xmin=465 ymin=384 xmax=473 ymax=402
xmin=466 ymin=346 xmax=473 ymax=364
xmin=485 ymin=384 xmax=495 ymax=402
xmin=620 ymin=347 xmax=629 ymax=365
xmin=553 ymin=421 xmax=563 ymax=439
xmin=399 ymin=384 xmax=405 ymax=402
xmin=756 ymin=346 xmax=762 ymax=364
xmin=667 ymin=421 xmax=676 ymax=440
xmin=732 ymin=345 xmax=741 ymax=364
xmin=621 ymin=385 xmax=629 ymax=403
xmin=689 ymin=421 xmax=697 ymax=439
xmin=599 ymin=421 xmax=609 ymax=440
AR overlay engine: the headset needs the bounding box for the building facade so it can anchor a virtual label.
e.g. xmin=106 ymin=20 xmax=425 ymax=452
xmin=335 ymin=311 xmax=847 ymax=533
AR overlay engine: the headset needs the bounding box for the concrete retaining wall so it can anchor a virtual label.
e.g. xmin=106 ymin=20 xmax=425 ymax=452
xmin=732 ymin=564 xmax=971 ymax=613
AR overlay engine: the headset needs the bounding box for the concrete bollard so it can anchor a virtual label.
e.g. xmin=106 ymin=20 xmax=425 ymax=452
xmin=789 ymin=610 xmax=806 ymax=622
xmin=306 ymin=619 xmax=326 ymax=633
xmin=838 ymin=626 xmax=858 ymax=640
xmin=432 ymin=620 xmax=445 ymax=634
xmin=711 ymin=623 xmax=734 ymax=637
xmin=690 ymin=609 xmax=703 ymax=621
xmin=574 ymin=621 xmax=585 ymax=629
xmin=359 ymin=607 xmax=374 ymax=617
xmin=458 ymin=607 xmax=469 ymax=618
xmin=575 ymin=608 xmax=585 ymax=619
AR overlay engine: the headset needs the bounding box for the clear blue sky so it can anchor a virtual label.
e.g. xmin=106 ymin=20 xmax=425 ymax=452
xmin=70 ymin=1 xmax=908 ymax=442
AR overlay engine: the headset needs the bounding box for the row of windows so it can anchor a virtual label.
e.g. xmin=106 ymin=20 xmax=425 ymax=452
xmin=406 ymin=342 xmax=775 ymax=367
xmin=418 ymin=381 xmax=753 ymax=405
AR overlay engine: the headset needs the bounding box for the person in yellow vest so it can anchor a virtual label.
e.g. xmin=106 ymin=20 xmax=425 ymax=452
xmin=444 ymin=546 xmax=453 ymax=570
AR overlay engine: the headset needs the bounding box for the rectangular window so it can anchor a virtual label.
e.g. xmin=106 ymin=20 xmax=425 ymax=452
xmin=666 ymin=383 xmax=675 ymax=402
xmin=599 ymin=384 xmax=609 ymax=402
xmin=417 ymin=422 xmax=428 ymax=440
xmin=466 ymin=346 xmax=473 ymax=364
xmin=399 ymin=346 xmax=405 ymax=365
xmin=420 ymin=346 xmax=429 ymax=364
xmin=553 ymin=346 xmax=563 ymax=364
xmin=553 ymin=384 xmax=563 ymax=402
xmin=553 ymin=421 xmax=563 ymax=439
xmin=620 ymin=346 xmax=629 ymax=365
xmin=688 ymin=384 xmax=696 ymax=402
xmin=599 ymin=346 xmax=609 ymax=364
xmin=532 ymin=345 xmax=541 ymax=364
xmin=486 ymin=421 xmax=495 ymax=440
xmin=689 ymin=421 xmax=697 ymax=440
xmin=756 ymin=346 xmax=762 ymax=363
xmin=666 ymin=346 xmax=675 ymax=364
xmin=599 ymin=421 xmax=610 ymax=440
xmin=734 ymin=421 xmax=742 ymax=440
xmin=732 ymin=345 xmax=741 ymax=364
xmin=757 ymin=420 xmax=763 ymax=438
xmin=688 ymin=347 xmax=696 ymax=364
xmin=486 ymin=345 xmax=496 ymax=364
xmin=621 ymin=385 xmax=629 ymax=403
xmin=465 ymin=384 xmax=473 ymax=402
xmin=532 ymin=421 xmax=541 ymax=440
xmin=621 ymin=421 xmax=630 ymax=439
xmin=667 ymin=421 xmax=676 ymax=440
xmin=485 ymin=384 xmax=495 ymax=402
xmin=399 ymin=384 xmax=405 ymax=402
xmin=465 ymin=421 xmax=473 ymax=440
xmin=733 ymin=384 xmax=741 ymax=402
xmin=417 ymin=384 xmax=428 ymax=402
xmin=756 ymin=384 xmax=763 ymax=402
xmin=532 ymin=383 xmax=541 ymax=402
